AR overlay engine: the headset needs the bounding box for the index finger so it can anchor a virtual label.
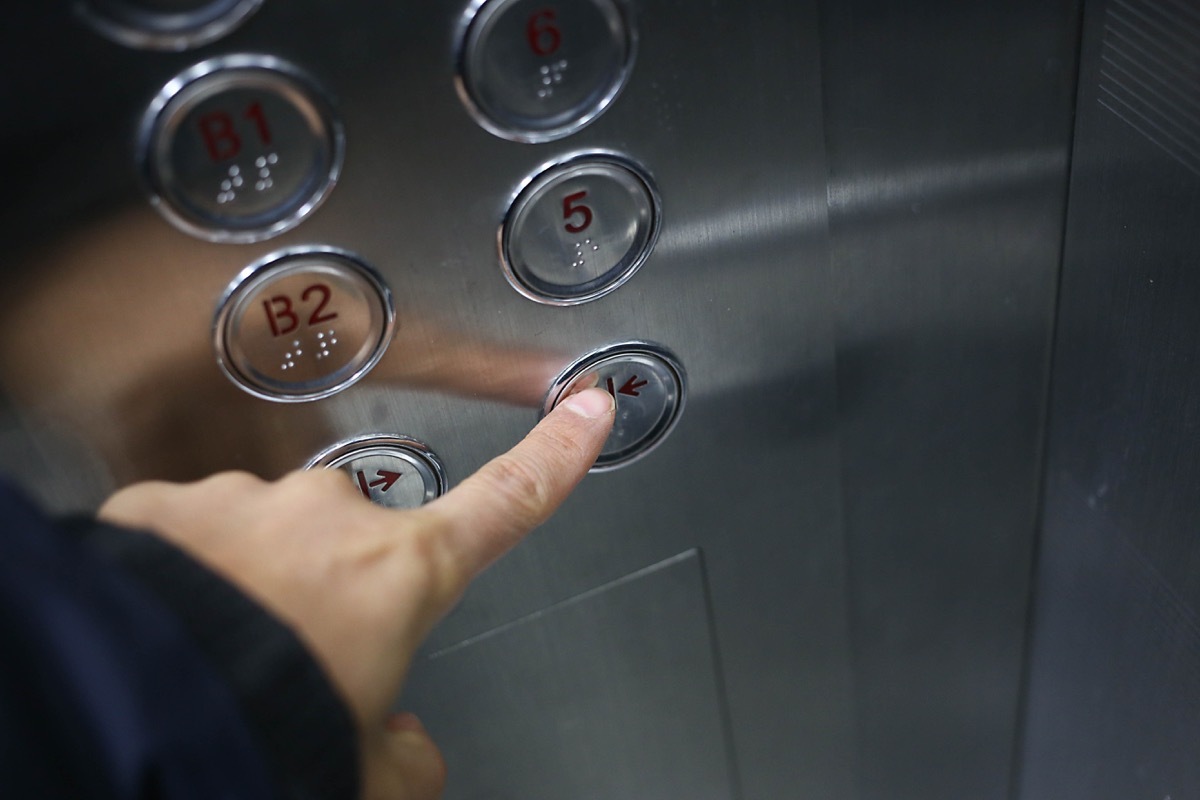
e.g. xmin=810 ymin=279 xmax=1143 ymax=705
xmin=423 ymin=386 xmax=615 ymax=580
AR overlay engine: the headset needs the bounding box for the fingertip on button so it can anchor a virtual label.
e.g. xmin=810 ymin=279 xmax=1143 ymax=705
xmin=560 ymin=386 xmax=615 ymax=419
xmin=543 ymin=341 xmax=685 ymax=471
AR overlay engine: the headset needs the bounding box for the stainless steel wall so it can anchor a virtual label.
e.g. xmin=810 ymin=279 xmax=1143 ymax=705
xmin=819 ymin=2 xmax=1080 ymax=798
xmin=1017 ymin=1 xmax=1200 ymax=796
xmin=0 ymin=3 xmax=1131 ymax=800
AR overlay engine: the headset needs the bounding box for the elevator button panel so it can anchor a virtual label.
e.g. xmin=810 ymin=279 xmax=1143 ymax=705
xmin=456 ymin=0 xmax=634 ymax=142
xmin=502 ymin=154 xmax=660 ymax=304
xmin=77 ymin=0 xmax=264 ymax=50
xmin=544 ymin=342 xmax=684 ymax=471
xmin=214 ymin=247 xmax=394 ymax=402
xmin=306 ymin=435 xmax=448 ymax=509
xmin=139 ymin=55 xmax=343 ymax=242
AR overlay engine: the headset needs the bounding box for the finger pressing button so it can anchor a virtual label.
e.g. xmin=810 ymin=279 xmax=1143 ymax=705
xmin=543 ymin=341 xmax=684 ymax=471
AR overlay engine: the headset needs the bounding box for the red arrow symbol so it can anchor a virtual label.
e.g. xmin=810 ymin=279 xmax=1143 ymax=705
xmin=368 ymin=470 xmax=403 ymax=492
xmin=356 ymin=469 xmax=403 ymax=497
xmin=618 ymin=375 xmax=648 ymax=397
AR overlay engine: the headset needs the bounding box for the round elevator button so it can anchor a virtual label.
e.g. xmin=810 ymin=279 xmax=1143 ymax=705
xmin=456 ymin=0 xmax=635 ymax=142
xmin=543 ymin=342 xmax=684 ymax=471
xmin=77 ymin=0 xmax=263 ymax=50
xmin=139 ymin=55 xmax=343 ymax=242
xmin=306 ymin=436 xmax=448 ymax=509
xmin=502 ymin=154 xmax=660 ymax=305
xmin=214 ymin=247 xmax=394 ymax=402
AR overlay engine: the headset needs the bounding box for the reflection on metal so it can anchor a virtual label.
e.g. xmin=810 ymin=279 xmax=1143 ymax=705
xmin=827 ymin=150 xmax=1069 ymax=217
xmin=660 ymin=150 xmax=1066 ymax=257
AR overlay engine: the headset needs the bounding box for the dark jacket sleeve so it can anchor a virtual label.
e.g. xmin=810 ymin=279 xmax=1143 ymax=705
xmin=0 ymin=480 xmax=359 ymax=799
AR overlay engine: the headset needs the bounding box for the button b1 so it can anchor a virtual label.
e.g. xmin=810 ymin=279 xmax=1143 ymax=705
xmin=139 ymin=55 xmax=343 ymax=242
xmin=544 ymin=342 xmax=685 ymax=471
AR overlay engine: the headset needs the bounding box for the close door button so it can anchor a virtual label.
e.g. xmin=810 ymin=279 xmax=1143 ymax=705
xmin=306 ymin=435 xmax=448 ymax=509
xmin=543 ymin=341 xmax=685 ymax=471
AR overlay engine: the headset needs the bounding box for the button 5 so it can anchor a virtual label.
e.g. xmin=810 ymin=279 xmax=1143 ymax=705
xmin=502 ymin=153 xmax=661 ymax=305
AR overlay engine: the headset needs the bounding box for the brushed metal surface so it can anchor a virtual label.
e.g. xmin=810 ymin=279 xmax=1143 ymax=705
xmin=1017 ymin=1 xmax=1200 ymax=795
xmin=819 ymin=2 xmax=1079 ymax=798
xmin=404 ymin=550 xmax=736 ymax=800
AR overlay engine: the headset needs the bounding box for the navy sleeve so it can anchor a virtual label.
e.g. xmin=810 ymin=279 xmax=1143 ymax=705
xmin=0 ymin=481 xmax=359 ymax=799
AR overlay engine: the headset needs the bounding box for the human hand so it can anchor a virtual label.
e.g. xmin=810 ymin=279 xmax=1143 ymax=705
xmin=98 ymin=386 xmax=616 ymax=799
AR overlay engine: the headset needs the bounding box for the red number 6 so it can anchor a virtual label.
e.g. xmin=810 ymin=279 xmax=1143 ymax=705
xmin=526 ymin=8 xmax=562 ymax=56
xmin=563 ymin=190 xmax=593 ymax=233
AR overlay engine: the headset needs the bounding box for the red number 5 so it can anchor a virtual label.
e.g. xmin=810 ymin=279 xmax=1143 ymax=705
xmin=562 ymin=190 xmax=592 ymax=233
xmin=527 ymin=8 xmax=562 ymax=56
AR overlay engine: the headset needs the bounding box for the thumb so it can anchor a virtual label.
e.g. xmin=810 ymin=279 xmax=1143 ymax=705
xmin=362 ymin=713 xmax=446 ymax=800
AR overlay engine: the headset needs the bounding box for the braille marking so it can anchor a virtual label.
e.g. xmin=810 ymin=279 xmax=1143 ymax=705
xmin=536 ymin=59 xmax=570 ymax=99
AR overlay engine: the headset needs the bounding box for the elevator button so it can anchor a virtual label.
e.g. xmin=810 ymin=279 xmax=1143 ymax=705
xmin=306 ymin=436 xmax=448 ymax=509
xmin=77 ymin=0 xmax=263 ymax=50
xmin=457 ymin=0 xmax=634 ymax=142
xmin=214 ymin=247 xmax=394 ymax=402
xmin=139 ymin=55 xmax=344 ymax=242
xmin=544 ymin=342 xmax=684 ymax=470
xmin=502 ymin=154 xmax=660 ymax=305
